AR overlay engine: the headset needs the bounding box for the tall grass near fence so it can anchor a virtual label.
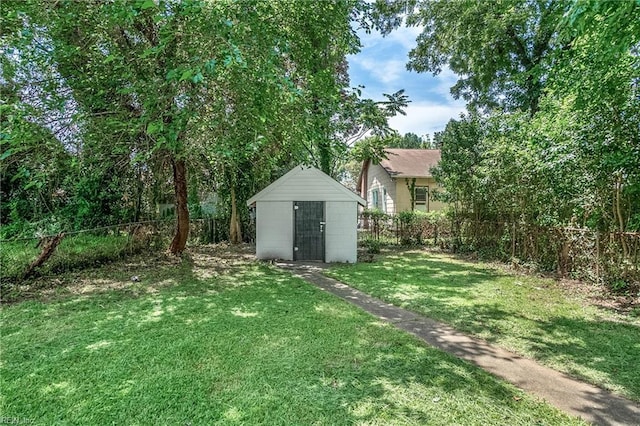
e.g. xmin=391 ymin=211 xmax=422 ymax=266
xmin=358 ymin=211 xmax=639 ymax=291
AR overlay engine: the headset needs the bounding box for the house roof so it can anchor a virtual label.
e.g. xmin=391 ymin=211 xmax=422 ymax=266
xmin=378 ymin=149 xmax=441 ymax=178
xmin=247 ymin=164 xmax=366 ymax=206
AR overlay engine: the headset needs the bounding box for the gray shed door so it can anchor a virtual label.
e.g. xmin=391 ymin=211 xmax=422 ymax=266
xmin=294 ymin=201 xmax=325 ymax=261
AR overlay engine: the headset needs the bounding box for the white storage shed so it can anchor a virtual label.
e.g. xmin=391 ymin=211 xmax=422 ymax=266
xmin=247 ymin=165 xmax=366 ymax=263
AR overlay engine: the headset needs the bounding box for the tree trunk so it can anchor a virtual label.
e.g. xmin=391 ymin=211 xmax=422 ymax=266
xmin=169 ymin=157 xmax=189 ymax=254
xmin=319 ymin=138 xmax=332 ymax=176
xmin=229 ymin=184 xmax=242 ymax=244
xmin=359 ymin=160 xmax=370 ymax=230
xmin=134 ymin=165 xmax=143 ymax=222
xmin=23 ymin=233 xmax=65 ymax=279
xmin=614 ymin=172 xmax=628 ymax=257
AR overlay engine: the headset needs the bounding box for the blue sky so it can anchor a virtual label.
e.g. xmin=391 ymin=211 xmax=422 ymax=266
xmin=347 ymin=26 xmax=466 ymax=139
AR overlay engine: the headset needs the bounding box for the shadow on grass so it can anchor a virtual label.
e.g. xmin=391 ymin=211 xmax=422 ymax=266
xmin=328 ymin=250 xmax=640 ymax=403
xmin=1 ymin=246 xmax=579 ymax=425
xmin=527 ymin=315 xmax=640 ymax=400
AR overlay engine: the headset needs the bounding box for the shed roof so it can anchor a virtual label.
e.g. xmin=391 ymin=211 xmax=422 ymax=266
xmin=247 ymin=165 xmax=366 ymax=206
xmin=379 ymin=149 xmax=441 ymax=178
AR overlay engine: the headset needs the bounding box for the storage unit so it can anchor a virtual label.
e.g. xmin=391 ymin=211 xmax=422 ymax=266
xmin=247 ymin=165 xmax=366 ymax=263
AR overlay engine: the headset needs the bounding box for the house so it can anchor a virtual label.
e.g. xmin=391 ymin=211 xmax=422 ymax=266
xmin=357 ymin=149 xmax=446 ymax=214
xmin=247 ymin=165 xmax=366 ymax=263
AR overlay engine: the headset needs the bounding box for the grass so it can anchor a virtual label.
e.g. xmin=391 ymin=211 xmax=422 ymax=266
xmin=327 ymin=250 xmax=640 ymax=402
xmin=0 ymin=247 xmax=583 ymax=425
xmin=0 ymin=233 xmax=160 ymax=295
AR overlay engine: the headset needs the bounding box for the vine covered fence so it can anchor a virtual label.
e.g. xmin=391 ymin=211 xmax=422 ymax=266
xmin=358 ymin=213 xmax=640 ymax=289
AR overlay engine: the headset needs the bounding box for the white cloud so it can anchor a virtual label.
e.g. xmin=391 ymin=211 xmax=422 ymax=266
xmin=356 ymin=25 xmax=422 ymax=51
xmin=388 ymin=100 xmax=467 ymax=137
xmin=387 ymin=25 xmax=422 ymax=50
xmin=427 ymin=66 xmax=459 ymax=98
xmin=351 ymin=56 xmax=406 ymax=84
xmin=349 ymin=23 xmax=468 ymax=137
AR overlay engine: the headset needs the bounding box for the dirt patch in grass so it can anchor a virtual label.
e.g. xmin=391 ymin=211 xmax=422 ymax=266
xmin=1 ymin=243 xmax=257 ymax=304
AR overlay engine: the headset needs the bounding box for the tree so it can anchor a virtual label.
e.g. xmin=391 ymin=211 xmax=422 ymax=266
xmin=548 ymin=0 xmax=640 ymax=231
xmin=373 ymin=0 xmax=569 ymax=115
xmin=2 ymin=0 xmax=299 ymax=250
xmin=430 ymin=112 xmax=486 ymax=218
xmin=3 ymin=0 xmax=239 ymax=252
xmin=380 ymin=132 xmax=431 ymax=149
xmin=2 ymin=0 xmax=410 ymax=249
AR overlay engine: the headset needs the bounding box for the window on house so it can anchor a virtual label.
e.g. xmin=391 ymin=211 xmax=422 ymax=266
xmin=371 ymin=189 xmax=380 ymax=210
xmin=414 ymin=186 xmax=429 ymax=211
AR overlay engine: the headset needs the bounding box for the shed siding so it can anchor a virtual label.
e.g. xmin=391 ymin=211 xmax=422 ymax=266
xmin=256 ymin=170 xmax=359 ymax=202
xmin=255 ymin=201 xmax=293 ymax=260
xmin=325 ymin=201 xmax=358 ymax=263
xmin=367 ymin=163 xmax=396 ymax=213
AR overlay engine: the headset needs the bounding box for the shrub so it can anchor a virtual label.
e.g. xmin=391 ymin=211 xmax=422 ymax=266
xmin=397 ymin=210 xmax=448 ymax=245
xmin=361 ymin=208 xmax=391 ymax=241
xmin=360 ymin=238 xmax=381 ymax=254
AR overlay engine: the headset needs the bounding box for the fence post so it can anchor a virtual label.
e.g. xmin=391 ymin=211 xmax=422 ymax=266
xmin=595 ymin=230 xmax=600 ymax=283
xmin=434 ymin=223 xmax=439 ymax=246
xmin=511 ymin=222 xmax=516 ymax=260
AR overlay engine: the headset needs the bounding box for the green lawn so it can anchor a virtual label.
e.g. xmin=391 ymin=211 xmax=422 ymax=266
xmin=327 ymin=250 xmax=640 ymax=402
xmin=0 ymin=234 xmax=138 ymax=287
xmin=1 ymin=250 xmax=582 ymax=425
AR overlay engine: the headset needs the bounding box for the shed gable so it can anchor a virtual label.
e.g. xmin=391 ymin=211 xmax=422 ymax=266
xmin=247 ymin=165 xmax=365 ymax=205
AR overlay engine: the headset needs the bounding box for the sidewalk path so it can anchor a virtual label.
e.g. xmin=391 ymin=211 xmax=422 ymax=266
xmin=277 ymin=262 xmax=640 ymax=426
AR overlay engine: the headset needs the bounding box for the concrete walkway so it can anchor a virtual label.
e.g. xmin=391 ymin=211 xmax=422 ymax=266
xmin=277 ymin=262 xmax=640 ymax=426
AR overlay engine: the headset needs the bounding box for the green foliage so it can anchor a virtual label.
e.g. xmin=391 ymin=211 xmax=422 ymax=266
xmin=375 ymin=0 xmax=639 ymax=238
xmin=0 ymin=240 xmax=38 ymax=283
xmin=2 ymin=0 xmax=404 ymax=243
xmin=352 ymin=132 xmax=431 ymax=165
xmin=334 ymin=89 xmax=409 ymax=175
xmin=360 ymin=237 xmax=382 ymax=254
xmin=0 ymin=232 xmax=166 ymax=289
xmin=425 ymin=2 xmax=640 ymax=233
xmin=386 ymin=132 xmax=432 ymax=148
xmin=361 ymin=207 xmax=389 ymax=222
xmin=349 ymin=135 xmax=388 ymax=164
xmin=396 ymin=210 xmax=446 ymax=245
xmin=360 ymin=208 xmax=391 ymax=243
xmin=374 ymin=0 xmax=569 ymax=114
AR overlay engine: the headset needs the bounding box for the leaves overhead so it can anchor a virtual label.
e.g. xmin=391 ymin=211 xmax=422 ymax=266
xmin=1 ymin=0 xmax=407 ymax=243
xmin=374 ymin=0 xmax=569 ymax=115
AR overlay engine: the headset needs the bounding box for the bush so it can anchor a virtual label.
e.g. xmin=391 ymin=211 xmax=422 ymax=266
xmin=397 ymin=210 xmax=448 ymax=245
xmin=361 ymin=208 xmax=391 ymax=241
xmin=360 ymin=238 xmax=381 ymax=254
xmin=0 ymin=230 xmax=166 ymax=288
